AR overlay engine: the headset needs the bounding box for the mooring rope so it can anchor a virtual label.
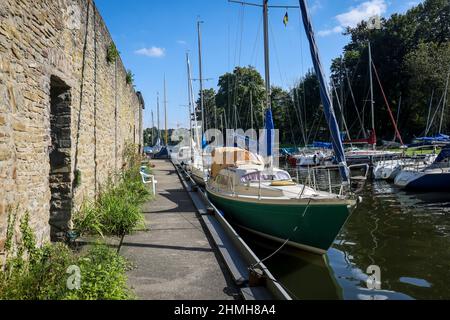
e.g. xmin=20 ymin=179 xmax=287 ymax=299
xmin=249 ymin=198 xmax=312 ymax=270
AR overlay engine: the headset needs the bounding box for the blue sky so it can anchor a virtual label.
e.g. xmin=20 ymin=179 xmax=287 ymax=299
xmin=95 ymin=0 xmax=423 ymax=130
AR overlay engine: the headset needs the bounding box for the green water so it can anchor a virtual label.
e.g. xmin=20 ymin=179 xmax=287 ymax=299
xmin=241 ymin=180 xmax=450 ymax=300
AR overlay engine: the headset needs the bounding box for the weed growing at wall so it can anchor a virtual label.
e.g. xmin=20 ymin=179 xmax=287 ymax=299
xmin=73 ymin=144 xmax=150 ymax=238
xmin=0 ymin=212 xmax=133 ymax=300
xmin=106 ymin=43 xmax=120 ymax=64
xmin=126 ymin=70 xmax=134 ymax=86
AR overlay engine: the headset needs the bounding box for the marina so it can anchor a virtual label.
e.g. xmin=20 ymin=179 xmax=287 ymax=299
xmin=1 ymin=0 xmax=450 ymax=308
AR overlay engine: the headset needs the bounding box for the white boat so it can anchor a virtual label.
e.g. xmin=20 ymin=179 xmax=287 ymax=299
xmin=373 ymin=154 xmax=437 ymax=181
xmin=394 ymin=148 xmax=450 ymax=191
xmin=289 ymin=149 xmax=332 ymax=167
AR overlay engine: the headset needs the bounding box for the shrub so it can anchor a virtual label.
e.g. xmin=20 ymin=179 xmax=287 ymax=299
xmin=96 ymin=190 xmax=145 ymax=237
xmin=0 ymin=212 xmax=134 ymax=300
xmin=65 ymin=243 xmax=134 ymax=300
xmin=72 ymin=147 xmax=150 ymax=238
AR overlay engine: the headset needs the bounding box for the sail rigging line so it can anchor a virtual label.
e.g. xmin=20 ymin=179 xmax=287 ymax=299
xmin=393 ymin=94 xmax=402 ymax=142
xmin=425 ymin=89 xmax=435 ymax=137
xmin=426 ymin=90 xmax=445 ymax=136
xmin=238 ymin=4 xmax=246 ymax=67
xmin=332 ymin=79 xmax=352 ymax=144
xmin=250 ymin=14 xmax=263 ymax=67
xmin=296 ymin=4 xmax=308 ymax=141
xmin=296 ymin=86 xmax=308 ymax=145
xmin=233 ymin=4 xmax=245 ymax=68
xmin=371 ymin=60 xmax=404 ymax=145
xmin=439 ymin=68 xmax=450 ymax=134
xmin=292 ymin=89 xmax=307 ymax=146
xmin=344 ymin=60 xmax=367 ymax=138
xmin=285 ymin=100 xmax=298 ymax=146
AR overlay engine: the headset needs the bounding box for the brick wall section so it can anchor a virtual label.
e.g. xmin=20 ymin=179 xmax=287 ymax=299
xmin=0 ymin=0 xmax=144 ymax=247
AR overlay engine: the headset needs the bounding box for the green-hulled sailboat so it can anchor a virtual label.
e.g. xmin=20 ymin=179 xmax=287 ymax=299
xmin=206 ymin=0 xmax=358 ymax=255
xmin=206 ymin=148 xmax=355 ymax=254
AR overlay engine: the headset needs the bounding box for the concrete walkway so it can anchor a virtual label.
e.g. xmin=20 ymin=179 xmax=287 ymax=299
xmin=120 ymin=159 xmax=238 ymax=300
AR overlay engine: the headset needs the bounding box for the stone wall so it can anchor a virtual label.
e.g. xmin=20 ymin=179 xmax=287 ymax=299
xmin=0 ymin=0 xmax=144 ymax=249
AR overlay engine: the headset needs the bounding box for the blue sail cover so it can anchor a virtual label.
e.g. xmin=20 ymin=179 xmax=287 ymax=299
xmin=265 ymin=108 xmax=275 ymax=157
xmin=299 ymin=0 xmax=349 ymax=182
xmin=415 ymin=134 xmax=450 ymax=142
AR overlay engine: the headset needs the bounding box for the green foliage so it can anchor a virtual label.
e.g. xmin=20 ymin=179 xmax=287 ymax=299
xmin=330 ymin=0 xmax=450 ymax=141
xmin=0 ymin=213 xmax=133 ymax=300
xmin=196 ymin=88 xmax=220 ymax=130
xmin=65 ymin=244 xmax=134 ymax=300
xmin=73 ymin=144 xmax=149 ymax=238
xmin=216 ymin=66 xmax=266 ymax=131
xmin=107 ymin=43 xmax=120 ymax=64
xmin=126 ymin=70 xmax=134 ymax=86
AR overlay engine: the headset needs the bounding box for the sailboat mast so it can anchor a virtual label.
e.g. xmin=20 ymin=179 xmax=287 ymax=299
xmin=197 ymin=20 xmax=205 ymax=134
xmin=439 ymin=69 xmax=450 ymax=134
xmin=157 ymin=93 xmax=160 ymax=141
xmin=425 ymin=89 xmax=434 ymax=136
xmin=368 ymin=41 xmax=375 ymax=149
xmin=250 ymin=90 xmax=254 ymax=130
xmin=151 ymin=110 xmax=155 ymax=145
xmin=263 ymin=0 xmax=271 ymax=110
xmin=186 ymin=52 xmax=194 ymax=152
xmin=164 ymin=76 xmax=168 ymax=146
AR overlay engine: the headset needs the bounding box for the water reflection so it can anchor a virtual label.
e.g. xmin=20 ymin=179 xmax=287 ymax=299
xmin=240 ymin=171 xmax=450 ymax=300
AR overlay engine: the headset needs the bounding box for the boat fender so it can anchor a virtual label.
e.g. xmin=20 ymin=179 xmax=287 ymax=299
xmin=270 ymin=181 xmax=297 ymax=187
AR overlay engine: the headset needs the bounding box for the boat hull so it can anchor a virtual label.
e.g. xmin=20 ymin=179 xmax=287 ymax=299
xmin=395 ymin=171 xmax=450 ymax=191
xmin=207 ymin=190 xmax=351 ymax=254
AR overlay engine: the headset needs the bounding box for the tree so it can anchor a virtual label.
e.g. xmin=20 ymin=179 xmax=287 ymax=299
xmin=195 ymin=88 xmax=221 ymax=130
xmin=330 ymin=0 xmax=450 ymax=141
xmin=216 ymin=66 xmax=266 ymax=131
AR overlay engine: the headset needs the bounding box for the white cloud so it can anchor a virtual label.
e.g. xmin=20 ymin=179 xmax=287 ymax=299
xmin=310 ymin=0 xmax=323 ymax=14
xmin=177 ymin=40 xmax=187 ymax=45
xmin=336 ymin=0 xmax=387 ymax=28
xmin=318 ymin=0 xmax=387 ymax=37
xmin=135 ymin=46 xmax=166 ymax=58
xmin=318 ymin=26 xmax=344 ymax=37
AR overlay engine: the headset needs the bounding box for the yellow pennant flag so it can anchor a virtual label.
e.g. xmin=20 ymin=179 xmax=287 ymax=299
xmin=283 ymin=12 xmax=289 ymax=27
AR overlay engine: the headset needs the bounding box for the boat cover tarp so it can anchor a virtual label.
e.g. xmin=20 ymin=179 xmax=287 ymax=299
xmin=210 ymin=147 xmax=263 ymax=178
xmin=265 ymin=109 xmax=275 ymax=157
xmin=415 ymin=134 xmax=450 ymax=142
xmin=313 ymin=141 xmax=333 ymax=149
xmin=153 ymin=146 xmax=169 ymax=159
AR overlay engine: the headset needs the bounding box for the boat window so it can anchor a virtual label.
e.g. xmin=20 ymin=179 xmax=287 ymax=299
xmin=216 ymin=175 xmax=231 ymax=186
xmin=240 ymin=171 xmax=291 ymax=183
